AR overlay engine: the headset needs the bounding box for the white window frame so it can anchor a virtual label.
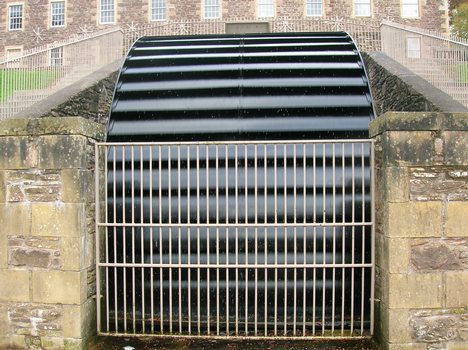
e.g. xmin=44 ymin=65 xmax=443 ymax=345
xmin=49 ymin=46 xmax=64 ymax=67
xmin=5 ymin=46 xmax=23 ymax=60
xmin=150 ymin=0 xmax=166 ymax=21
xmin=306 ymin=0 xmax=323 ymax=17
xmin=50 ymin=0 xmax=66 ymax=28
xmin=99 ymin=0 xmax=115 ymax=24
xmin=401 ymin=0 xmax=419 ymax=18
xmin=8 ymin=3 xmax=24 ymax=31
xmin=354 ymin=0 xmax=371 ymax=17
xmin=204 ymin=0 xmax=220 ymax=19
xmin=406 ymin=36 xmax=421 ymax=59
xmin=257 ymin=0 xmax=274 ymax=18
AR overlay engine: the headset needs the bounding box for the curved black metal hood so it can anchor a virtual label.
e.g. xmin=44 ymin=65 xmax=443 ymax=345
xmin=107 ymin=32 xmax=375 ymax=141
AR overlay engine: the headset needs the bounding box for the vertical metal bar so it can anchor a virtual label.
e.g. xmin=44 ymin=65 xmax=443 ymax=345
xmin=158 ymin=146 xmax=163 ymax=333
xmin=235 ymin=145 xmax=239 ymax=335
xmin=321 ymin=143 xmax=326 ymax=336
xmin=131 ymin=146 xmax=136 ymax=333
xmin=264 ymin=144 xmax=268 ymax=337
xmin=341 ymin=143 xmax=346 ymax=337
xmin=332 ymin=143 xmax=336 ymax=335
xmin=303 ymin=143 xmax=307 ymax=336
xmin=113 ymin=146 xmax=118 ymax=333
xmin=122 ymin=145 xmax=127 ymax=333
xmin=168 ymin=146 xmax=173 ymax=333
xmin=216 ymin=145 xmax=220 ymax=336
xmin=284 ymin=144 xmax=288 ymax=336
xmin=350 ymin=143 xmax=355 ymax=336
xmin=206 ymin=144 xmax=211 ymax=335
xmin=225 ymin=145 xmax=229 ymax=335
xmin=370 ymin=141 xmax=376 ymax=335
xmin=187 ymin=146 xmax=191 ymax=334
xmin=293 ymin=144 xmax=297 ymax=336
xmin=312 ymin=143 xmax=317 ymax=336
xmin=196 ymin=145 xmax=201 ymax=335
xmin=149 ymin=146 xmax=154 ymax=333
xmin=178 ymin=145 xmax=182 ymax=333
xmin=274 ymin=144 xmax=278 ymax=336
xmin=254 ymin=144 xmax=258 ymax=337
xmin=94 ymin=143 xmax=101 ymax=333
xmin=140 ymin=146 xmax=145 ymax=333
xmin=245 ymin=144 xmax=249 ymax=336
xmin=361 ymin=143 xmax=366 ymax=336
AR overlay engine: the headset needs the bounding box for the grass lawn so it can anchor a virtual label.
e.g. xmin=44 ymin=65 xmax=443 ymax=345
xmin=0 ymin=69 xmax=59 ymax=102
xmin=457 ymin=63 xmax=468 ymax=83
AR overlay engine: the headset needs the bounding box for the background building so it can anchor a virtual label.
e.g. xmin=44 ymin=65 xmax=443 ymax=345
xmin=1 ymin=0 xmax=449 ymax=58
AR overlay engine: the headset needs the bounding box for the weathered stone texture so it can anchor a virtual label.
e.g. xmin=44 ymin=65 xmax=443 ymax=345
xmin=411 ymin=239 xmax=468 ymax=272
xmin=8 ymin=236 xmax=60 ymax=270
xmin=409 ymin=167 xmax=468 ymax=201
xmin=410 ymin=310 xmax=468 ymax=344
xmin=8 ymin=304 xmax=62 ymax=337
xmin=5 ymin=171 xmax=61 ymax=203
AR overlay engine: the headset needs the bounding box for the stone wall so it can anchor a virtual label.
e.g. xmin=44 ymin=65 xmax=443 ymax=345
xmin=1 ymin=0 xmax=448 ymax=53
xmin=363 ymin=52 xmax=468 ymax=116
xmin=0 ymin=117 xmax=105 ymax=350
xmin=370 ymin=112 xmax=468 ymax=350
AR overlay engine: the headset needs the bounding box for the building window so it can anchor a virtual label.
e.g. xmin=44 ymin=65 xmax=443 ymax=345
xmin=257 ymin=0 xmax=274 ymax=17
xmin=354 ymin=0 xmax=371 ymax=17
xmin=204 ymin=0 xmax=220 ymax=19
xmin=50 ymin=47 xmax=64 ymax=66
xmin=100 ymin=0 xmax=115 ymax=24
xmin=406 ymin=37 xmax=421 ymax=58
xmin=306 ymin=0 xmax=323 ymax=16
xmin=5 ymin=46 xmax=23 ymax=60
xmin=402 ymin=0 xmax=419 ymax=18
xmin=51 ymin=1 xmax=65 ymax=27
xmin=151 ymin=0 xmax=165 ymax=21
xmin=8 ymin=4 xmax=23 ymax=31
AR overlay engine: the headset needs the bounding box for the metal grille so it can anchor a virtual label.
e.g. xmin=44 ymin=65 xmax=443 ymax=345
xmin=95 ymin=140 xmax=375 ymax=338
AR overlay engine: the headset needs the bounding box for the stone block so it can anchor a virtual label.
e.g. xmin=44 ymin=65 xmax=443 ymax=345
xmin=446 ymin=271 xmax=468 ymax=308
xmin=444 ymin=131 xmax=468 ymax=165
xmin=41 ymin=337 xmax=65 ymax=350
xmin=387 ymin=238 xmax=411 ymax=274
xmin=61 ymin=237 xmax=83 ymax=271
xmin=0 ymin=334 xmax=26 ymax=349
xmin=387 ymin=344 xmax=426 ymax=350
xmin=9 ymin=303 xmax=62 ymax=337
xmin=63 ymin=298 xmax=95 ymax=339
xmin=0 ymin=136 xmax=31 ymax=170
xmin=385 ymin=308 xmax=412 ymax=344
xmin=410 ymin=312 xmax=459 ymax=343
xmin=0 ymin=171 xmax=5 ymax=203
xmin=37 ymin=135 xmax=88 ymax=169
xmin=8 ymin=236 xmax=60 ymax=270
xmin=384 ymin=131 xmax=434 ymax=166
xmin=447 ymin=202 xmax=468 ymax=237
xmin=0 ymin=203 xmax=32 ymax=236
xmin=31 ymin=203 xmax=84 ymax=238
xmin=385 ymin=167 xmax=409 ymax=203
xmin=32 ymin=270 xmax=86 ymax=305
xmin=409 ymin=167 xmax=468 ymax=201
xmin=6 ymin=170 xmax=61 ymax=202
xmin=387 ymin=202 xmax=442 ymax=238
xmin=64 ymin=338 xmax=84 ymax=350
xmin=0 ymin=231 xmax=6 ymax=270
xmin=388 ymin=273 xmax=443 ymax=309
xmin=61 ymin=169 xmax=93 ymax=203
xmin=0 ymin=303 xmax=9 ymax=336
xmin=447 ymin=343 xmax=468 ymax=350
xmin=411 ymin=240 xmax=462 ymax=271
xmin=0 ymin=270 xmax=30 ymax=302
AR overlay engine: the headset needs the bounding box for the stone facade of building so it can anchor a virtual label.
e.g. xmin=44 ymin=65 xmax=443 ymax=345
xmin=1 ymin=0 xmax=449 ymax=58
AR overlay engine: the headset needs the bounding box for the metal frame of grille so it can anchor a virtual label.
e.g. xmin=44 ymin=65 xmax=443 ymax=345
xmin=95 ymin=139 xmax=375 ymax=338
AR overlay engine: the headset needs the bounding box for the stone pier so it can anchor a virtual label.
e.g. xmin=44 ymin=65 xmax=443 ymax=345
xmin=0 ymin=117 xmax=104 ymax=349
xmin=371 ymin=112 xmax=468 ymax=350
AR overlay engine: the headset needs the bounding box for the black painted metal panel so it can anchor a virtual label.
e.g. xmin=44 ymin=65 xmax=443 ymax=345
xmin=107 ymin=32 xmax=375 ymax=141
